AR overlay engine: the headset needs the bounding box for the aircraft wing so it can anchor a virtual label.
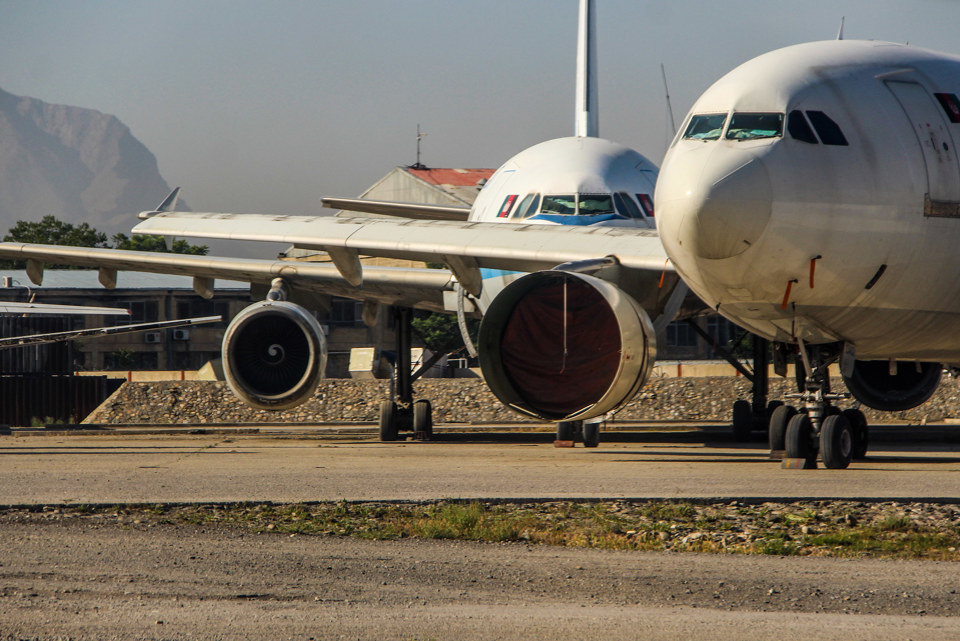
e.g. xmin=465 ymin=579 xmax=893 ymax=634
xmin=0 ymin=243 xmax=455 ymax=312
xmin=128 ymin=211 xmax=673 ymax=296
xmin=0 ymin=301 xmax=130 ymax=316
xmin=320 ymin=197 xmax=471 ymax=221
xmin=0 ymin=316 xmax=221 ymax=349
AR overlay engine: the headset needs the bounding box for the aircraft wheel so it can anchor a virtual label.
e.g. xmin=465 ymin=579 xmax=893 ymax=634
xmin=413 ymin=399 xmax=433 ymax=438
xmin=582 ymin=422 xmax=600 ymax=448
xmin=556 ymin=421 xmax=578 ymax=441
xmin=820 ymin=414 xmax=854 ymax=469
xmin=842 ymin=408 xmax=869 ymax=459
xmin=785 ymin=413 xmax=817 ymax=467
xmin=379 ymin=400 xmax=399 ymax=442
xmin=768 ymin=404 xmax=797 ymax=455
xmin=732 ymin=399 xmax=753 ymax=442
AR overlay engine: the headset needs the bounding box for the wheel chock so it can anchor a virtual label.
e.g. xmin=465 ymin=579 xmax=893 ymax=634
xmin=769 ymin=449 xmax=785 ymax=460
xmin=554 ymin=440 xmax=575 ymax=448
xmin=781 ymin=457 xmax=817 ymax=469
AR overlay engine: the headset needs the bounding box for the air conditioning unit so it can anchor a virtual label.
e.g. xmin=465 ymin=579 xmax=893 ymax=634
xmin=144 ymin=332 xmax=161 ymax=344
xmin=172 ymin=329 xmax=190 ymax=341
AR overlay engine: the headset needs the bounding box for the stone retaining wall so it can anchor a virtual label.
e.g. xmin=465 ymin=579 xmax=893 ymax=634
xmin=83 ymin=376 xmax=960 ymax=425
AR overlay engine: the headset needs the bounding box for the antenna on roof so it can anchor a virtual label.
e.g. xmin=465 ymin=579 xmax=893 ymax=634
xmin=661 ymin=63 xmax=677 ymax=137
xmin=411 ymin=124 xmax=428 ymax=170
xmin=837 ymin=16 xmax=845 ymax=40
xmin=574 ymin=0 xmax=598 ymax=137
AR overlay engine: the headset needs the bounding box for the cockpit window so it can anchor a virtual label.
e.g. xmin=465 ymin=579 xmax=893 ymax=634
xmin=578 ymin=194 xmax=615 ymax=216
xmin=725 ymin=113 xmax=783 ymax=140
xmin=541 ymin=195 xmax=576 ymax=216
xmin=511 ymin=193 xmax=540 ymax=219
xmin=806 ymin=111 xmax=848 ymax=146
xmin=787 ymin=110 xmax=818 ymax=144
xmin=614 ymin=192 xmax=644 ymax=219
xmin=682 ymin=113 xmax=727 ymax=141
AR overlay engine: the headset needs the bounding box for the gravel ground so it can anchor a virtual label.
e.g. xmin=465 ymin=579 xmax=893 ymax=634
xmin=1 ymin=513 xmax=959 ymax=640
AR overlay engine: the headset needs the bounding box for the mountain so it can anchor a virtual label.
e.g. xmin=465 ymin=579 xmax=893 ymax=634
xmin=0 ymin=86 xmax=184 ymax=236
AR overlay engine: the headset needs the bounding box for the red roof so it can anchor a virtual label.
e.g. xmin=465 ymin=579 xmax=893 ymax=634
xmin=406 ymin=167 xmax=495 ymax=187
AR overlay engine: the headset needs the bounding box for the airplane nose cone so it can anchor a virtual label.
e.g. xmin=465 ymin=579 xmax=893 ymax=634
xmin=658 ymin=152 xmax=773 ymax=261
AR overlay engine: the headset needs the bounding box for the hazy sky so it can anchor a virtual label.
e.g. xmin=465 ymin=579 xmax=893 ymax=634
xmin=2 ymin=0 xmax=960 ymax=222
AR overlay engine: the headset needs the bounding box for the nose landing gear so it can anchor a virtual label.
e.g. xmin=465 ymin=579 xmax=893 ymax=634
xmin=774 ymin=342 xmax=869 ymax=469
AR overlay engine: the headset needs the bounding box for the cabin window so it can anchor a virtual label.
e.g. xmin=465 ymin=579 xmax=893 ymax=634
xmin=806 ymin=111 xmax=848 ymax=146
xmin=725 ymin=113 xmax=783 ymax=140
xmin=787 ymin=110 xmax=818 ymax=144
xmin=636 ymin=194 xmax=655 ymax=218
xmin=577 ymin=194 xmax=615 ymax=216
xmin=511 ymin=193 xmax=541 ymax=219
xmin=682 ymin=113 xmax=727 ymax=141
xmin=541 ymin=195 xmax=577 ymax=215
xmin=614 ymin=192 xmax=644 ymax=219
xmin=934 ymin=93 xmax=960 ymax=124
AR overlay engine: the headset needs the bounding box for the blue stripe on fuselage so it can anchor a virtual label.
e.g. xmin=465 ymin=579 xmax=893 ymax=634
xmin=481 ymin=268 xmax=520 ymax=280
xmin=528 ymin=213 xmax=622 ymax=225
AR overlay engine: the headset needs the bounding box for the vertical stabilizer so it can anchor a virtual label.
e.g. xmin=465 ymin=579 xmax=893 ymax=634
xmin=575 ymin=0 xmax=599 ymax=137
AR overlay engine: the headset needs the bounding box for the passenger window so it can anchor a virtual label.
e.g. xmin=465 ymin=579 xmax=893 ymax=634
xmin=511 ymin=193 xmax=540 ymax=219
xmin=806 ymin=111 xmax=848 ymax=146
xmin=787 ymin=110 xmax=818 ymax=144
xmin=682 ymin=113 xmax=727 ymax=141
xmin=497 ymin=194 xmax=518 ymax=218
xmin=934 ymin=93 xmax=960 ymax=124
xmin=725 ymin=113 xmax=783 ymax=140
xmin=636 ymin=194 xmax=654 ymax=218
xmin=541 ymin=195 xmax=576 ymax=215
xmin=614 ymin=192 xmax=644 ymax=219
xmin=577 ymin=194 xmax=615 ymax=216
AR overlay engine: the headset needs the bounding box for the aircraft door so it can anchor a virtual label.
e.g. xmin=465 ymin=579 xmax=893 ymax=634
xmin=885 ymin=81 xmax=960 ymax=207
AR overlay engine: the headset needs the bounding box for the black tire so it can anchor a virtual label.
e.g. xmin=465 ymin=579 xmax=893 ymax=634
xmin=820 ymin=414 xmax=854 ymax=469
xmin=379 ymin=400 xmax=398 ymax=442
xmin=732 ymin=399 xmax=753 ymax=442
xmin=768 ymin=404 xmax=797 ymax=454
xmin=785 ymin=413 xmax=816 ymax=466
xmin=556 ymin=421 xmax=577 ymax=441
xmin=842 ymin=408 xmax=869 ymax=459
xmin=582 ymin=422 xmax=600 ymax=448
xmin=413 ymin=400 xmax=433 ymax=437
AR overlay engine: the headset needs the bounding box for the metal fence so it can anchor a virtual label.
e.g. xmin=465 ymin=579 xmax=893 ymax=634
xmin=0 ymin=375 xmax=122 ymax=426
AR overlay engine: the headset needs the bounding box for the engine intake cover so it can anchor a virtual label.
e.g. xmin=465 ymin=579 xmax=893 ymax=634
xmin=478 ymin=271 xmax=655 ymax=421
xmin=222 ymin=301 xmax=327 ymax=410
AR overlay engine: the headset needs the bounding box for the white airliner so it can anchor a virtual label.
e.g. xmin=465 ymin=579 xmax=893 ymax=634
xmin=0 ymin=0 xmax=683 ymax=446
xmin=657 ymin=38 xmax=960 ymax=468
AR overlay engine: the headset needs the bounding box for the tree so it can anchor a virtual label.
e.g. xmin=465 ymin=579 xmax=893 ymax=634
xmin=111 ymin=233 xmax=208 ymax=255
xmin=0 ymin=217 xmax=209 ymax=268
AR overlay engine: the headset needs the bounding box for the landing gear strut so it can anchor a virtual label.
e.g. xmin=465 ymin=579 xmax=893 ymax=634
xmin=378 ymin=307 xmax=438 ymax=441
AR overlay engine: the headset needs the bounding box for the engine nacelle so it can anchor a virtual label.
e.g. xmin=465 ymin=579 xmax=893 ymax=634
xmin=842 ymin=359 xmax=941 ymax=412
xmin=222 ymin=301 xmax=327 ymax=410
xmin=478 ymin=270 xmax=656 ymax=421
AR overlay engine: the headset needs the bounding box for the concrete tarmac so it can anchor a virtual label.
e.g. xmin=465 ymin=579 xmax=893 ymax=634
xmin=2 ymin=424 xmax=959 ymax=505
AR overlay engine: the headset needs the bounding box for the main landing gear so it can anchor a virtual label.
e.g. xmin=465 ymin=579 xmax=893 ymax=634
xmin=554 ymin=419 xmax=602 ymax=448
xmin=767 ymin=342 xmax=869 ymax=469
xmin=378 ymin=307 xmax=439 ymax=442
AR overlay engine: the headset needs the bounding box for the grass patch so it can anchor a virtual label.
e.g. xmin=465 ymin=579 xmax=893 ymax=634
xmin=14 ymin=500 xmax=960 ymax=560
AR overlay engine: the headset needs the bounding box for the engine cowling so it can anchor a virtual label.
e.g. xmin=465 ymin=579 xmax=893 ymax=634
xmin=477 ymin=270 xmax=656 ymax=421
xmin=842 ymin=359 xmax=941 ymax=412
xmin=222 ymin=301 xmax=327 ymax=410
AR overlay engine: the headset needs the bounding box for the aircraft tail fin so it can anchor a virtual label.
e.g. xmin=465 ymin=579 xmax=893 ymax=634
xmin=575 ymin=0 xmax=598 ymax=137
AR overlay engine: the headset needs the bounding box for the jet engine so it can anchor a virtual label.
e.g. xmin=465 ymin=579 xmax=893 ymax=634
xmin=478 ymin=271 xmax=656 ymax=422
xmin=842 ymin=359 xmax=941 ymax=412
xmin=222 ymin=301 xmax=327 ymax=410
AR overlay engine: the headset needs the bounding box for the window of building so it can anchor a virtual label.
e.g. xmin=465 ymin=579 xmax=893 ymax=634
xmin=787 ymin=110 xmax=818 ymax=144
xmin=725 ymin=113 xmax=784 ymax=140
xmin=682 ymin=113 xmax=727 ymax=141
xmin=329 ymin=298 xmax=362 ymax=326
xmin=806 ymin=111 xmax=848 ymax=146
xmin=110 ymin=300 xmax=158 ymax=326
xmin=665 ymin=321 xmax=697 ymax=348
xmin=176 ymin=299 xmax=231 ymax=327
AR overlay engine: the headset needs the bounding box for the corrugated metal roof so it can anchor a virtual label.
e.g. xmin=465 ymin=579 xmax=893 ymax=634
xmin=0 ymin=270 xmax=247 ymax=290
xmin=405 ymin=167 xmax=494 ymax=188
